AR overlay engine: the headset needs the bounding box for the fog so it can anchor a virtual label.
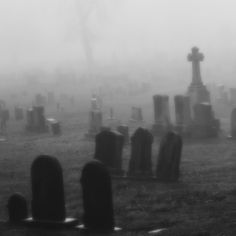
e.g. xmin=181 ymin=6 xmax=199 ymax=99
xmin=0 ymin=0 xmax=236 ymax=93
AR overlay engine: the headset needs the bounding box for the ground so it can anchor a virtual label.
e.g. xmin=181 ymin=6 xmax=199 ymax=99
xmin=0 ymin=111 xmax=235 ymax=235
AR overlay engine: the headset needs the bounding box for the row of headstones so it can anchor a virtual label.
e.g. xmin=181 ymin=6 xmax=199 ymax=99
xmin=0 ymin=107 xmax=23 ymax=121
xmin=153 ymin=94 xmax=220 ymax=137
xmin=7 ymin=156 xmax=115 ymax=233
xmin=95 ymin=128 xmax=183 ymax=182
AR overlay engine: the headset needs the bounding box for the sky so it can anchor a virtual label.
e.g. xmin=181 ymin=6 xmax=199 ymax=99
xmin=0 ymin=0 xmax=236 ymax=85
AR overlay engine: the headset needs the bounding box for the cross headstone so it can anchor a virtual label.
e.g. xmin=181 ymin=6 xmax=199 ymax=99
xmin=94 ymin=130 xmax=124 ymax=175
xmin=31 ymin=155 xmax=66 ymax=221
xmin=80 ymin=160 xmax=115 ymax=232
xmin=128 ymin=127 xmax=153 ymax=177
xmin=187 ymin=47 xmax=210 ymax=107
xmin=156 ymin=131 xmax=182 ymax=182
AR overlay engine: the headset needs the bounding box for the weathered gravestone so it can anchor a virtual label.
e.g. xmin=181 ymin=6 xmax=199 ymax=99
xmin=94 ymin=130 xmax=124 ymax=175
xmin=31 ymin=155 xmax=65 ymax=221
xmin=117 ymin=125 xmax=129 ymax=144
xmin=86 ymin=110 xmax=103 ymax=138
xmin=153 ymin=95 xmax=171 ymax=135
xmin=156 ymin=131 xmax=182 ymax=182
xmin=130 ymin=107 xmax=143 ymax=122
xmin=80 ymin=160 xmax=115 ymax=232
xmin=191 ymin=103 xmax=219 ymax=138
xmin=128 ymin=127 xmax=153 ymax=177
xmin=28 ymin=155 xmax=77 ymax=226
xmin=174 ymin=95 xmax=192 ymax=135
xmin=26 ymin=106 xmax=48 ymax=132
xmin=46 ymin=118 xmax=61 ymax=135
xmin=7 ymin=193 xmax=28 ymax=223
xmin=14 ymin=106 xmax=24 ymax=120
xmin=230 ymin=108 xmax=236 ymax=138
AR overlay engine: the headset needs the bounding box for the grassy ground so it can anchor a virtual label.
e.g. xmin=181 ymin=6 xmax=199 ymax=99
xmin=0 ymin=111 xmax=235 ymax=235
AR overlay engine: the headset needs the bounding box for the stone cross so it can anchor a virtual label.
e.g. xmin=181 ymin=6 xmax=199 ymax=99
xmin=188 ymin=47 xmax=204 ymax=85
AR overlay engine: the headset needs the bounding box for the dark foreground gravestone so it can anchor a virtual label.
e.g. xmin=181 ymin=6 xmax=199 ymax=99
xmin=95 ymin=130 xmax=124 ymax=176
xmin=128 ymin=127 xmax=153 ymax=178
xmin=25 ymin=155 xmax=77 ymax=227
xmin=156 ymin=131 xmax=183 ymax=182
xmin=79 ymin=160 xmax=119 ymax=233
xmin=7 ymin=193 xmax=28 ymax=223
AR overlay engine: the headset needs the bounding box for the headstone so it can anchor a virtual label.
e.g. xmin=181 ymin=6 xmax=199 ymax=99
xmin=31 ymin=155 xmax=65 ymax=221
xmin=80 ymin=160 xmax=114 ymax=232
xmin=117 ymin=125 xmax=129 ymax=144
xmin=94 ymin=130 xmax=124 ymax=175
xmin=130 ymin=107 xmax=143 ymax=122
xmin=15 ymin=106 xmax=24 ymax=120
xmin=86 ymin=110 xmax=103 ymax=138
xmin=7 ymin=193 xmax=28 ymax=223
xmin=187 ymin=47 xmax=210 ymax=108
xmin=46 ymin=118 xmax=61 ymax=135
xmin=191 ymin=103 xmax=219 ymax=138
xmin=156 ymin=131 xmax=182 ymax=182
xmin=26 ymin=106 xmax=48 ymax=132
xmin=174 ymin=95 xmax=192 ymax=134
xmin=231 ymin=108 xmax=236 ymax=138
xmin=128 ymin=127 xmax=153 ymax=177
xmin=153 ymin=95 xmax=171 ymax=135
xmin=0 ymin=109 xmax=9 ymax=132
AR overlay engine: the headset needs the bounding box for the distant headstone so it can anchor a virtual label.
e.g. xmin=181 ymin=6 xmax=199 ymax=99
xmin=117 ymin=125 xmax=129 ymax=144
xmin=130 ymin=107 xmax=143 ymax=122
xmin=31 ymin=155 xmax=65 ymax=221
xmin=174 ymin=95 xmax=192 ymax=134
xmin=46 ymin=118 xmax=61 ymax=135
xmin=156 ymin=131 xmax=182 ymax=182
xmin=128 ymin=127 xmax=153 ymax=177
xmin=26 ymin=106 xmax=48 ymax=132
xmin=7 ymin=193 xmax=28 ymax=223
xmin=95 ymin=130 xmax=124 ymax=175
xmin=153 ymin=95 xmax=171 ymax=135
xmin=86 ymin=110 xmax=103 ymax=138
xmin=191 ymin=103 xmax=219 ymax=138
xmin=80 ymin=160 xmax=114 ymax=232
xmin=231 ymin=108 xmax=236 ymax=138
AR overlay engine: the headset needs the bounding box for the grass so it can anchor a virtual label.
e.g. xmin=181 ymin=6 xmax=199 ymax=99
xmin=0 ymin=111 xmax=235 ymax=235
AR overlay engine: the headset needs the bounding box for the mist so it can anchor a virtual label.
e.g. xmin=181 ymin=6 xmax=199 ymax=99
xmin=0 ymin=0 xmax=236 ymax=93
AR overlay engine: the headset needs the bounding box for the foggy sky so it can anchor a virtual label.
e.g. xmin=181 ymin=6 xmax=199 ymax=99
xmin=0 ymin=0 xmax=236 ymax=85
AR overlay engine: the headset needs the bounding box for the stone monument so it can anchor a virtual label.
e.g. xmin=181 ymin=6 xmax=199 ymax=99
xmin=187 ymin=47 xmax=210 ymax=108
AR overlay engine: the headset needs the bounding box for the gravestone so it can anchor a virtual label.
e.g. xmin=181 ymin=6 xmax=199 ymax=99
xmin=94 ymin=130 xmax=124 ymax=175
xmin=117 ymin=125 xmax=129 ymax=144
xmin=128 ymin=127 xmax=153 ymax=177
xmin=191 ymin=103 xmax=219 ymax=138
xmin=31 ymin=155 xmax=66 ymax=221
xmin=231 ymin=108 xmax=236 ymax=138
xmin=80 ymin=160 xmax=115 ymax=232
xmin=15 ymin=106 xmax=24 ymax=120
xmin=174 ymin=95 xmax=192 ymax=134
xmin=156 ymin=131 xmax=182 ymax=182
xmin=153 ymin=95 xmax=171 ymax=135
xmin=46 ymin=118 xmax=61 ymax=135
xmin=26 ymin=106 xmax=48 ymax=132
xmin=187 ymin=47 xmax=210 ymax=108
xmin=130 ymin=107 xmax=143 ymax=122
xmin=86 ymin=110 xmax=103 ymax=138
xmin=7 ymin=193 xmax=28 ymax=223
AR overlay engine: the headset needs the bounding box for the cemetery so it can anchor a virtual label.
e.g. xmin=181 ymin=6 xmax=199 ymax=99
xmin=0 ymin=46 xmax=235 ymax=236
